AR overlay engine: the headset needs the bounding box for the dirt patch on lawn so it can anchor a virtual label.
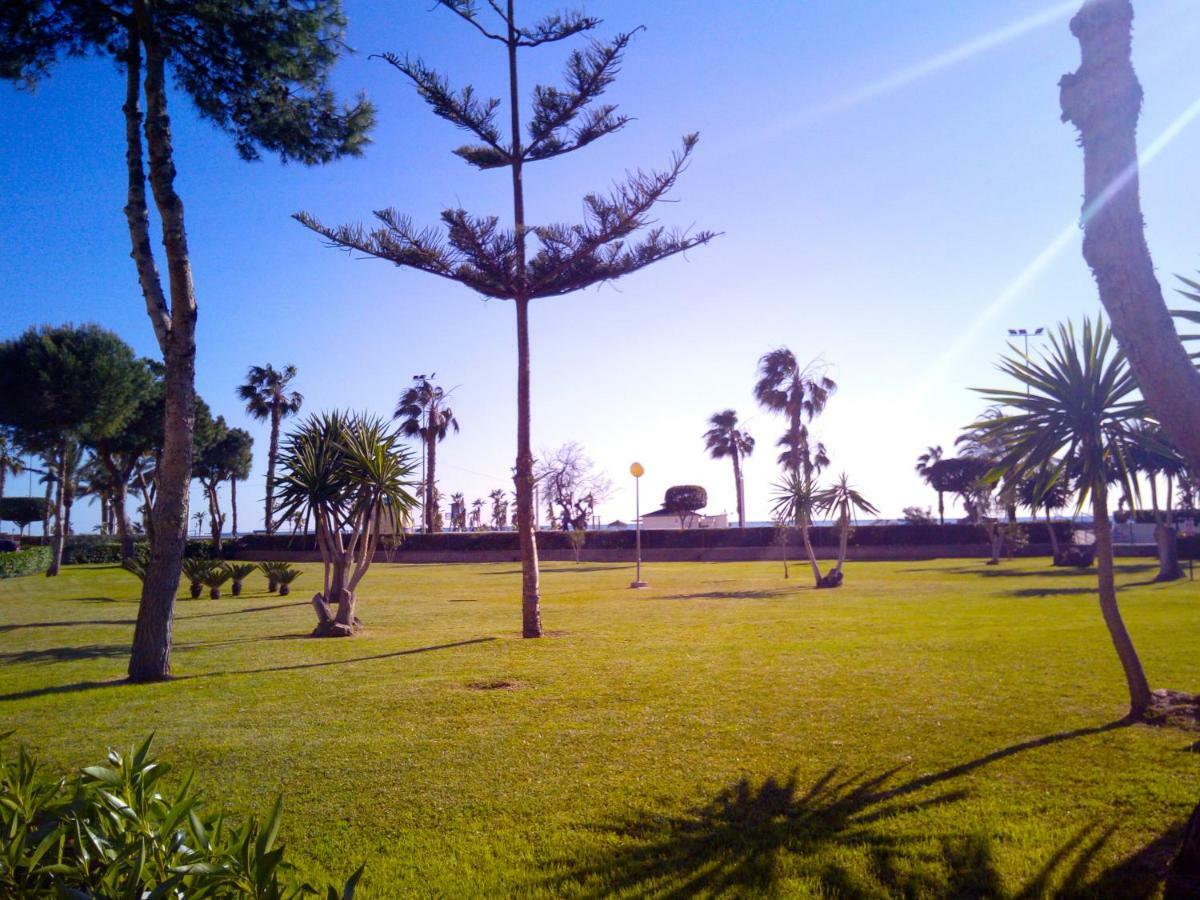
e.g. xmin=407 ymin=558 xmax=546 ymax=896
xmin=466 ymin=679 xmax=521 ymax=691
xmin=1145 ymin=690 xmax=1200 ymax=731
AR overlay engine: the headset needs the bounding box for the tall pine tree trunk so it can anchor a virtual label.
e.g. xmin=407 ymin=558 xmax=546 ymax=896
xmin=127 ymin=4 xmax=198 ymax=682
xmin=266 ymin=406 xmax=280 ymax=534
xmin=231 ymin=477 xmax=238 ymax=537
xmin=507 ymin=2 xmax=541 ymax=638
xmin=426 ymin=431 xmax=437 ymax=532
xmin=1092 ymin=484 xmax=1152 ymax=717
xmin=1060 ymin=0 xmax=1200 ymax=474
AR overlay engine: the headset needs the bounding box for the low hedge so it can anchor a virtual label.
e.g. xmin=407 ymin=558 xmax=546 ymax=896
xmin=0 ymin=546 xmax=51 ymax=578
xmin=237 ymin=522 xmax=1076 ymax=555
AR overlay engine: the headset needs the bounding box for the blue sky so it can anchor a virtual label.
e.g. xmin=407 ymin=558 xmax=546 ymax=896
xmin=3 ymin=0 xmax=1199 ymax=533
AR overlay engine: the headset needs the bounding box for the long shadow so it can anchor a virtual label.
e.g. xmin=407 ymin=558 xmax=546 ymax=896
xmin=0 ymin=637 xmax=497 ymax=703
xmin=901 ymin=563 xmax=1151 ymax=579
xmin=542 ymin=719 xmax=1130 ymax=897
xmin=1006 ymin=587 xmax=1102 ymax=599
xmin=661 ymin=589 xmax=797 ymax=601
xmin=0 ymin=618 xmax=137 ymax=633
xmin=0 ymin=644 xmax=128 ymax=665
xmin=480 ymin=565 xmax=635 ymax=576
xmin=176 ymin=601 xmax=308 ymax=619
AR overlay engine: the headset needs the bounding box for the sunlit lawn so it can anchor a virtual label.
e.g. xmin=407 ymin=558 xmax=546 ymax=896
xmin=1 ymin=558 xmax=1197 ymax=897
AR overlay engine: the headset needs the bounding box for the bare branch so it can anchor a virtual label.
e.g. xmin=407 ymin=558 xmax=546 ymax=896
xmin=432 ymin=0 xmax=507 ymax=43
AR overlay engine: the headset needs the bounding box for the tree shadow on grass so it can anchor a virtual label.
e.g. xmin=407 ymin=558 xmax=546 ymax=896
xmin=480 ymin=565 xmax=635 ymax=576
xmin=0 ymin=618 xmax=137 ymax=633
xmin=901 ymin=564 xmax=1151 ymax=579
xmin=542 ymin=719 xmax=1131 ymax=898
xmin=1006 ymin=587 xmax=1103 ymax=599
xmin=177 ymin=601 xmax=308 ymax=619
xmin=0 ymin=644 xmax=128 ymax=665
xmin=0 ymin=637 xmax=497 ymax=703
xmin=660 ymin=589 xmax=798 ymax=601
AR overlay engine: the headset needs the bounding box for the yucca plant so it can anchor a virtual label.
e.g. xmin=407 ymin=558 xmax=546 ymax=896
xmin=971 ymin=316 xmax=1153 ymax=718
xmin=181 ymin=558 xmax=213 ymax=600
xmin=227 ymin=563 xmax=257 ymax=597
xmin=276 ymin=566 xmax=301 ymax=597
xmin=0 ymin=732 xmax=364 ymax=896
xmin=814 ymin=473 xmax=879 ymax=585
xmin=201 ymin=563 xmax=233 ymax=600
xmin=275 ymin=411 xmax=417 ymax=636
xmin=770 ymin=472 xmax=821 ymax=584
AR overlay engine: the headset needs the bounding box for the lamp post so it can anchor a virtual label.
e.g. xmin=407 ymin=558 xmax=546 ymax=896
xmin=1007 ymin=328 xmax=1044 ymax=395
xmin=629 ymin=462 xmax=648 ymax=588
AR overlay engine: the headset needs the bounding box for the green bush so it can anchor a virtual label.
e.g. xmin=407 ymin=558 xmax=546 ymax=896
xmin=0 ymin=733 xmax=364 ymax=897
xmin=0 ymin=547 xmax=51 ymax=578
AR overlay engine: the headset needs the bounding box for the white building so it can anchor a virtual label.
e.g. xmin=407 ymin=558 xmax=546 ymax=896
xmin=637 ymin=508 xmax=729 ymax=531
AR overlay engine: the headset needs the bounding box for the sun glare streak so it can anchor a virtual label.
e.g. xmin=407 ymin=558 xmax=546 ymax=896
xmin=908 ymin=92 xmax=1200 ymax=406
xmin=721 ymin=1 xmax=1078 ymax=158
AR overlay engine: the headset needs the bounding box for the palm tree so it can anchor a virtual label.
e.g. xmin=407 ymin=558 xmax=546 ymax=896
xmin=703 ymin=410 xmax=755 ymax=528
xmin=192 ymin=510 xmax=206 ymax=536
xmin=1017 ymin=465 xmax=1072 ymax=564
xmin=237 ymin=364 xmax=303 ymax=535
xmin=754 ymin=349 xmax=836 ymax=478
xmin=914 ymin=445 xmax=945 ymax=525
xmin=470 ymin=498 xmax=484 ymax=530
xmin=449 ymin=492 xmax=467 ymax=530
xmin=1126 ymin=421 xmax=1186 ymax=582
xmin=815 ymin=474 xmax=879 ymax=579
xmin=488 ymin=488 xmax=508 ymax=530
xmin=0 ymin=429 xmax=24 ymax=499
xmin=394 ymin=375 xmax=458 ymax=533
xmin=770 ymin=472 xmax=823 ymax=587
xmin=972 ymin=317 xmax=1152 ymax=718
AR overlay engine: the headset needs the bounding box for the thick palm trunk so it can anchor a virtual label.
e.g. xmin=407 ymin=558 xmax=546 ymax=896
xmin=1092 ymin=486 xmax=1152 ymax=717
xmin=46 ymin=444 xmax=66 ymax=577
xmin=127 ymin=5 xmax=198 ymax=682
xmin=266 ymin=407 xmax=280 ymax=534
xmin=507 ymin=3 xmax=541 ymax=638
xmin=732 ymin=451 xmax=745 ymax=528
xmin=1061 ymin=0 xmax=1200 ymax=474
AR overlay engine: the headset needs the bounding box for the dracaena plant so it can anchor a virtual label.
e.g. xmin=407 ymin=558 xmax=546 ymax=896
xmin=274 ymin=411 xmax=417 ymax=636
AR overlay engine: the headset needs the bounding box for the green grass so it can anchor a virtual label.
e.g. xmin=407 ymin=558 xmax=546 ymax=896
xmin=1 ymin=558 xmax=1197 ymax=897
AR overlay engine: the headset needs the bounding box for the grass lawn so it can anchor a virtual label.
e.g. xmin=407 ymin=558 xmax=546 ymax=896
xmin=0 ymin=558 xmax=1197 ymax=897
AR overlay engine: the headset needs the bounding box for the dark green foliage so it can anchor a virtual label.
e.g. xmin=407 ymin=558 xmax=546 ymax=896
xmin=0 ymin=497 xmax=46 ymax=530
xmin=664 ymin=485 xmax=708 ymax=523
xmin=0 ymin=547 xmax=50 ymax=578
xmin=0 ymin=2 xmax=374 ymax=165
xmin=0 ymin=733 xmax=363 ymax=897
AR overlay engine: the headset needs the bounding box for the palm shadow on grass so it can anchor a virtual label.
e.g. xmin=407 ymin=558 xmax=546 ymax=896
xmin=480 ymin=565 xmax=635 ymax=576
xmin=542 ymin=719 xmax=1132 ymax=898
xmin=901 ymin=563 xmax=1151 ymax=579
xmin=0 ymin=637 xmax=497 ymax=703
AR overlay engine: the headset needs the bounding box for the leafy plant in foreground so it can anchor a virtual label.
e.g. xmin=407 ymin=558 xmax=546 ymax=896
xmin=0 ymin=733 xmax=363 ymax=897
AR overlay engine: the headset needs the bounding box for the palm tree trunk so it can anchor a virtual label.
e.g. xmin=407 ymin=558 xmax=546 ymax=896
xmin=266 ymin=406 xmax=280 ymax=535
xmin=1092 ymin=485 xmax=1152 ymax=718
xmin=127 ymin=3 xmax=198 ymax=682
xmin=426 ymin=431 xmax=437 ymax=532
xmin=834 ymin=510 xmax=849 ymax=573
xmin=508 ymin=2 xmax=541 ymax=638
xmin=800 ymin=523 xmax=822 ymax=586
xmin=732 ymin=450 xmax=745 ymax=528
xmin=1061 ymin=0 xmax=1200 ymax=474
xmin=937 ymin=490 xmax=944 ymax=526
xmin=46 ymin=444 xmax=66 ymax=577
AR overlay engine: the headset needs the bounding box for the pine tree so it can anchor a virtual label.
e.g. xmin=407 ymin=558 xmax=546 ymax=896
xmin=296 ymin=1 xmax=714 ymax=637
xmin=2 ymin=1 xmax=374 ymax=680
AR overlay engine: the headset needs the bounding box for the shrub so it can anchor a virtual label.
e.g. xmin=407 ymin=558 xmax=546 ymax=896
xmin=0 ymin=497 xmax=45 ymax=531
xmin=0 ymin=547 xmax=51 ymax=578
xmin=0 ymin=733 xmax=363 ymax=897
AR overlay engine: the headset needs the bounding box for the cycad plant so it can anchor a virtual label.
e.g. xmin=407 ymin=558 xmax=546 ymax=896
xmin=971 ymin=317 xmax=1153 ymax=718
xmin=200 ymin=563 xmax=232 ymax=600
xmin=180 ymin=558 xmax=213 ymax=600
xmin=258 ymin=560 xmax=284 ymax=593
xmin=226 ymin=563 xmax=257 ymax=598
xmin=276 ymin=566 xmax=301 ymax=597
xmin=274 ymin=411 xmax=417 ymax=636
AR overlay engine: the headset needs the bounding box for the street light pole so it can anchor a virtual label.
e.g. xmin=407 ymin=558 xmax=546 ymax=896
xmin=1007 ymin=328 xmax=1044 ymax=396
xmin=629 ymin=462 xmax=648 ymax=588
